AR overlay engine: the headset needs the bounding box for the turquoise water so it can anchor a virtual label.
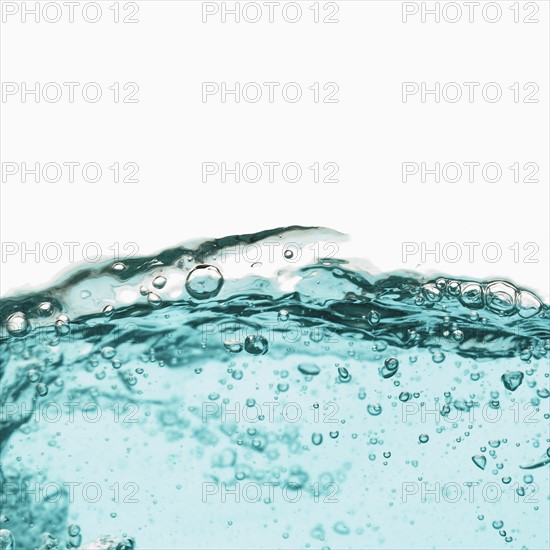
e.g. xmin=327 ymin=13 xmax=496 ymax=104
xmin=0 ymin=226 xmax=548 ymax=550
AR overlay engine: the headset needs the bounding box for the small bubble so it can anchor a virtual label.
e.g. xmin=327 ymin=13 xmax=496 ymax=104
xmin=472 ymin=455 xmax=487 ymax=470
xmin=147 ymin=292 xmax=162 ymax=307
xmin=185 ymin=265 xmax=224 ymax=300
xmin=67 ymin=524 xmax=80 ymax=537
xmin=367 ymin=404 xmax=382 ymax=416
xmin=0 ymin=529 xmax=15 ymax=550
xmin=333 ymin=521 xmax=350 ymax=535
xmin=54 ymin=314 xmax=70 ymax=336
xmin=432 ymin=352 xmax=445 ymax=364
xmin=6 ymin=312 xmax=30 ymax=337
xmin=298 ymin=363 xmax=320 ymax=376
xmin=153 ymin=275 xmax=167 ymax=289
xmin=419 ymin=434 xmax=429 ymax=444
xmin=101 ymin=346 xmax=116 ymax=360
xmin=452 ymin=330 xmax=464 ymax=342
xmin=102 ymin=305 xmax=114 ymax=317
xmin=501 ymin=371 xmax=524 ymax=392
xmin=224 ymin=341 xmax=243 ymax=353
xmin=36 ymin=383 xmax=48 ymax=397
xmin=492 ymin=520 xmax=504 ymax=530
xmin=283 ymin=248 xmax=294 ymax=260
xmin=381 ymin=357 xmax=399 ymax=379
xmin=338 ymin=367 xmax=351 ymax=382
xmin=37 ymin=302 xmax=53 ymax=317
xmin=27 ymin=369 xmax=40 ymax=383
xmin=368 ymin=310 xmax=380 ymax=325
xmin=278 ymin=309 xmax=289 ymax=322
xmin=312 ymin=433 xmax=323 ymax=446
xmin=244 ymin=335 xmax=268 ymax=356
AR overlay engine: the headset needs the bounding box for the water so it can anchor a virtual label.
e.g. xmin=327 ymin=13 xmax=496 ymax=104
xmin=0 ymin=226 xmax=548 ymax=549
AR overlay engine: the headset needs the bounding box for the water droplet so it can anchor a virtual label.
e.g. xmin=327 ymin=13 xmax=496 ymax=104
xmin=472 ymin=455 xmax=487 ymax=470
xmin=185 ymin=265 xmax=224 ymax=300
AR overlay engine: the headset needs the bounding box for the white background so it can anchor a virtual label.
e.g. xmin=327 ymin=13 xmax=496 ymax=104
xmin=1 ymin=0 xmax=548 ymax=300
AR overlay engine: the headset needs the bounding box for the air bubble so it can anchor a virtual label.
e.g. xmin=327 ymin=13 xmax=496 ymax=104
xmin=472 ymin=455 xmax=487 ymax=470
xmin=147 ymin=293 xmax=163 ymax=307
xmin=0 ymin=529 xmax=15 ymax=550
xmin=153 ymin=276 xmax=167 ymax=289
xmin=185 ymin=265 xmax=224 ymax=300
xmin=367 ymin=404 xmax=382 ymax=416
xmin=485 ymin=281 xmax=517 ymax=315
xmin=501 ymin=371 xmax=524 ymax=392
xmin=459 ymin=283 xmax=484 ymax=309
xmin=244 ymin=335 xmax=268 ymax=355
xmin=37 ymin=302 xmax=53 ymax=317
xmin=312 ymin=433 xmax=323 ymax=446
xmin=101 ymin=346 xmax=116 ymax=360
xmin=278 ymin=310 xmax=289 ymax=322
xmin=298 ymin=363 xmax=320 ymax=376
xmin=5 ymin=312 xmax=30 ymax=337
xmin=224 ymin=341 xmax=243 ymax=353
xmin=54 ymin=315 xmax=70 ymax=336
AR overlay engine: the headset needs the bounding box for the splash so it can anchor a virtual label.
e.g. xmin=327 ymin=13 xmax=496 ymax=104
xmin=0 ymin=227 xmax=548 ymax=549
